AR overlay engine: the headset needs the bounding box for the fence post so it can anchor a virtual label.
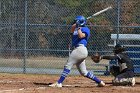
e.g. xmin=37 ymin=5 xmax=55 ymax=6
xmin=23 ymin=0 xmax=28 ymax=74
xmin=115 ymin=0 xmax=121 ymax=45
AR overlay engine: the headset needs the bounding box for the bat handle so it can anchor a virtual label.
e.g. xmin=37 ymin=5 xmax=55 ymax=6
xmin=86 ymin=16 xmax=91 ymax=20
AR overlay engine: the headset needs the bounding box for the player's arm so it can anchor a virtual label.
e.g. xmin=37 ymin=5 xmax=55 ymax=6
xmin=101 ymin=55 xmax=119 ymax=60
xmin=71 ymin=23 xmax=76 ymax=33
xmin=77 ymin=27 xmax=86 ymax=38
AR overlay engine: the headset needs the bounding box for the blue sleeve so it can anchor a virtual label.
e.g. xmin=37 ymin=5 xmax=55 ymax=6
xmin=81 ymin=27 xmax=90 ymax=37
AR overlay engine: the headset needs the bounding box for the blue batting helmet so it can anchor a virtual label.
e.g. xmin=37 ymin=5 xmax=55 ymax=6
xmin=74 ymin=15 xmax=86 ymax=27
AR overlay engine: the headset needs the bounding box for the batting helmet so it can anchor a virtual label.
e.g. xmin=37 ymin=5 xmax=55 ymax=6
xmin=113 ymin=44 xmax=126 ymax=54
xmin=74 ymin=15 xmax=86 ymax=27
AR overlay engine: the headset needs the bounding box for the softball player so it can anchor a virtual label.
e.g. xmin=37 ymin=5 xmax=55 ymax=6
xmin=101 ymin=44 xmax=135 ymax=86
xmin=49 ymin=15 xmax=105 ymax=87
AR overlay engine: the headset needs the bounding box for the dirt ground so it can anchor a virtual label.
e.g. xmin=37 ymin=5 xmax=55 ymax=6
xmin=0 ymin=73 xmax=140 ymax=93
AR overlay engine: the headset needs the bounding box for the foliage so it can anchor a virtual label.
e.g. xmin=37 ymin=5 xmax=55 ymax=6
xmin=0 ymin=0 xmax=140 ymax=56
xmin=55 ymin=0 xmax=89 ymax=8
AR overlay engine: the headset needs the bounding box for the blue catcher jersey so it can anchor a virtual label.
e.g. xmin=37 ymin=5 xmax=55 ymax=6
xmin=72 ymin=27 xmax=90 ymax=47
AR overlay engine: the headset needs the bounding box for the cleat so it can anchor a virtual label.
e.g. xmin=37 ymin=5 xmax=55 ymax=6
xmin=130 ymin=77 xmax=135 ymax=86
xmin=49 ymin=82 xmax=62 ymax=88
xmin=97 ymin=81 xmax=105 ymax=87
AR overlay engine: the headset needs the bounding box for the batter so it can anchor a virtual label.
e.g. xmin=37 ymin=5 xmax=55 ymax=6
xmin=49 ymin=15 xmax=105 ymax=87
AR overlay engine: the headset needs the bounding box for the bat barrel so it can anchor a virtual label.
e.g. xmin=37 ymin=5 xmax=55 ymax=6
xmin=86 ymin=6 xmax=112 ymax=20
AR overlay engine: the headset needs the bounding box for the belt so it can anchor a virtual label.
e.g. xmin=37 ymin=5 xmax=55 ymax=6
xmin=75 ymin=44 xmax=85 ymax=47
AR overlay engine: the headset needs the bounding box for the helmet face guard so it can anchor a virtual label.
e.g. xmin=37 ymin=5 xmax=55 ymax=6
xmin=74 ymin=15 xmax=86 ymax=27
xmin=113 ymin=44 xmax=125 ymax=54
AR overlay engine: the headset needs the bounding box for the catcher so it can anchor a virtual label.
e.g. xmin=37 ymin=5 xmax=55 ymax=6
xmin=91 ymin=44 xmax=135 ymax=86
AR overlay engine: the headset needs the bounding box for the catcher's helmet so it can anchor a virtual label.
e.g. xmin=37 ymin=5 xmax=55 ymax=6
xmin=74 ymin=15 xmax=86 ymax=27
xmin=113 ymin=44 xmax=125 ymax=54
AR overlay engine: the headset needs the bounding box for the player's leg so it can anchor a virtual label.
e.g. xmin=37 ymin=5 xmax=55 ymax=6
xmin=110 ymin=65 xmax=120 ymax=77
xmin=76 ymin=60 xmax=105 ymax=87
xmin=112 ymin=70 xmax=135 ymax=86
xmin=49 ymin=54 xmax=76 ymax=87
xmin=57 ymin=47 xmax=86 ymax=83
xmin=55 ymin=46 xmax=88 ymax=86
xmin=57 ymin=46 xmax=90 ymax=85
xmin=49 ymin=47 xmax=82 ymax=87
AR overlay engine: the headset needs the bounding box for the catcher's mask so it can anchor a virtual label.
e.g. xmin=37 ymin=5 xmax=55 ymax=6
xmin=74 ymin=15 xmax=86 ymax=27
xmin=113 ymin=44 xmax=125 ymax=54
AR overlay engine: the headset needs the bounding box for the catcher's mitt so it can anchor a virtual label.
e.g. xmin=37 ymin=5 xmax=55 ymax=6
xmin=91 ymin=53 xmax=101 ymax=63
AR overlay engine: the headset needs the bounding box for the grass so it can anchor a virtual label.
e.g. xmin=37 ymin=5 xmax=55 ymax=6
xmin=0 ymin=56 xmax=109 ymax=70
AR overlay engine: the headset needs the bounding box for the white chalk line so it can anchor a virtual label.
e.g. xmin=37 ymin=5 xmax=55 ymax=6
xmin=0 ymin=80 xmax=92 ymax=92
xmin=0 ymin=80 xmax=47 ymax=92
xmin=0 ymin=87 xmax=47 ymax=93
xmin=0 ymin=88 xmax=24 ymax=93
xmin=0 ymin=84 xmax=80 ymax=93
xmin=0 ymin=80 xmax=31 ymax=83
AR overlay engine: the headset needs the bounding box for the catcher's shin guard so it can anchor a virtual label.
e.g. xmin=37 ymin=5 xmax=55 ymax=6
xmin=112 ymin=77 xmax=135 ymax=86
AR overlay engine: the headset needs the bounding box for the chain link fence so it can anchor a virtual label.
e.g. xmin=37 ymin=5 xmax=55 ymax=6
xmin=0 ymin=0 xmax=140 ymax=75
